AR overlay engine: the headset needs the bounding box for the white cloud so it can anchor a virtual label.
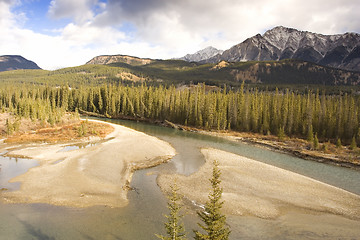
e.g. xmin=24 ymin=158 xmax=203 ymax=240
xmin=0 ymin=0 xmax=16 ymax=28
xmin=61 ymin=22 xmax=126 ymax=47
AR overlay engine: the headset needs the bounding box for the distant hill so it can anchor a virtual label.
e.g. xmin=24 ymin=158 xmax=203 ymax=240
xmin=86 ymin=54 xmax=155 ymax=66
xmin=197 ymin=26 xmax=360 ymax=72
xmin=176 ymin=46 xmax=223 ymax=62
xmin=0 ymin=55 xmax=41 ymax=72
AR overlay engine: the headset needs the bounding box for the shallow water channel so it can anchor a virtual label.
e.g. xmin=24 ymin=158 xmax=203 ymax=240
xmin=0 ymin=118 xmax=359 ymax=239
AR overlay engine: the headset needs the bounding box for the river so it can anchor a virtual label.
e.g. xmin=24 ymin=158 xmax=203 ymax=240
xmin=0 ymin=118 xmax=359 ymax=239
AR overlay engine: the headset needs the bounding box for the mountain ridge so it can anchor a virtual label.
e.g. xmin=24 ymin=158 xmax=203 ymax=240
xmin=86 ymin=54 xmax=155 ymax=66
xmin=202 ymin=26 xmax=360 ymax=72
xmin=0 ymin=55 xmax=41 ymax=72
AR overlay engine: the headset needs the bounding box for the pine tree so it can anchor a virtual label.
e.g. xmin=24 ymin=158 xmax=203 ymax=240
xmin=336 ymin=138 xmax=342 ymax=148
xmin=313 ymin=133 xmax=319 ymax=150
xmin=277 ymin=125 xmax=286 ymax=141
xmin=156 ymin=181 xmax=186 ymax=240
xmin=5 ymin=118 xmax=13 ymax=135
xmin=350 ymin=136 xmax=357 ymax=150
xmin=307 ymin=124 xmax=314 ymax=143
xmin=194 ymin=160 xmax=230 ymax=240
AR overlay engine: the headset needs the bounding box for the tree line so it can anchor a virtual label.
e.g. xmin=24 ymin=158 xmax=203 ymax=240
xmin=0 ymin=85 xmax=66 ymax=128
xmin=1 ymin=83 xmax=359 ymax=145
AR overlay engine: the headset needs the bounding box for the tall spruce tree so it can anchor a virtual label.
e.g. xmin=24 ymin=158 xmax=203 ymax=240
xmin=194 ymin=160 xmax=230 ymax=240
xmin=156 ymin=181 xmax=186 ymax=240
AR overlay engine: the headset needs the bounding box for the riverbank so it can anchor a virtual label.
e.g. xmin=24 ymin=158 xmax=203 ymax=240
xmin=156 ymin=118 xmax=360 ymax=170
xmin=196 ymin=130 xmax=360 ymax=170
xmin=79 ymin=111 xmax=360 ymax=170
xmin=157 ymin=148 xmax=360 ymax=220
xmin=0 ymin=120 xmax=176 ymax=207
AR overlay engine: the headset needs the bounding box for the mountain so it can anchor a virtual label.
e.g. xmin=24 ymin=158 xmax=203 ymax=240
xmin=177 ymin=46 xmax=223 ymax=62
xmin=84 ymin=44 xmax=360 ymax=86
xmin=203 ymin=26 xmax=360 ymax=72
xmin=88 ymin=54 xmax=360 ymax=86
xmin=86 ymin=54 xmax=155 ymax=66
xmin=0 ymin=55 xmax=41 ymax=72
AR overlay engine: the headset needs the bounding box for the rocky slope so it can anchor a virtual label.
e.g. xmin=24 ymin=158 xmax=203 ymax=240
xmin=203 ymin=26 xmax=360 ymax=72
xmin=177 ymin=46 xmax=223 ymax=62
xmin=86 ymin=54 xmax=154 ymax=66
xmin=226 ymin=60 xmax=360 ymax=85
xmin=0 ymin=55 xmax=41 ymax=72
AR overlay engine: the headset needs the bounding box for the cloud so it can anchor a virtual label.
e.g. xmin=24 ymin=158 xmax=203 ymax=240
xmin=61 ymin=22 xmax=126 ymax=47
xmin=0 ymin=0 xmax=17 ymax=4
xmin=0 ymin=0 xmax=16 ymax=28
xmin=93 ymin=0 xmax=360 ymax=50
xmin=48 ymin=0 xmax=97 ymax=23
xmin=264 ymin=0 xmax=360 ymax=35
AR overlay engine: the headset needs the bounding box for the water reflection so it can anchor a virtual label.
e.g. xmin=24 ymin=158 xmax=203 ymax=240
xmin=57 ymin=139 xmax=110 ymax=153
xmin=0 ymin=154 xmax=38 ymax=191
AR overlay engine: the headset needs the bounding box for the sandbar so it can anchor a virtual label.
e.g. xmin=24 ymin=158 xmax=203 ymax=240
xmin=157 ymin=148 xmax=360 ymax=219
xmin=1 ymin=120 xmax=176 ymax=208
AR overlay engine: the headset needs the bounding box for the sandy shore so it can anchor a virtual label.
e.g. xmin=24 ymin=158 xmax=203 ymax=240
xmin=1 ymin=120 xmax=176 ymax=208
xmin=157 ymin=148 xmax=360 ymax=219
xmin=196 ymin=130 xmax=360 ymax=169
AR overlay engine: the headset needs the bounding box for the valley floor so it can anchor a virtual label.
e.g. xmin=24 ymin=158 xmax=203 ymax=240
xmin=1 ymin=117 xmax=360 ymax=239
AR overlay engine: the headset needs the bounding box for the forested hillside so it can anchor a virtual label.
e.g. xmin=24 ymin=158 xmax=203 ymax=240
xmin=1 ymin=83 xmax=359 ymax=146
xmin=2 ymin=59 xmax=360 ymax=91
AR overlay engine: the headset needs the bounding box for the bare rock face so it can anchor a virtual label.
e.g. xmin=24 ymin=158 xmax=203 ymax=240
xmin=86 ymin=55 xmax=154 ymax=66
xmin=203 ymin=26 xmax=360 ymax=72
xmin=0 ymin=55 xmax=41 ymax=72
xmin=177 ymin=46 xmax=224 ymax=62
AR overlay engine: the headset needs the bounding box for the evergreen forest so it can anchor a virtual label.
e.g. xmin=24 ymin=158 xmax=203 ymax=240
xmin=1 ymin=82 xmax=359 ymax=146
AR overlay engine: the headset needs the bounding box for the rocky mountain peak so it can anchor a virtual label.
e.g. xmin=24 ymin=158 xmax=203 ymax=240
xmin=177 ymin=46 xmax=223 ymax=62
xmin=202 ymin=26 xmax=360 ymax=71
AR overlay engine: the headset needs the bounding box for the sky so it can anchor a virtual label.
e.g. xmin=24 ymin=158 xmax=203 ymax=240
xmin=0 ymin=0 xmax=359 ymax=70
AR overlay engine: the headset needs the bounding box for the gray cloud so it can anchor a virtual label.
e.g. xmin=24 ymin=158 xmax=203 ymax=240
xmin=48 ymin=0 xmax=98 ymax=23
xmin=0 ymin=0 xmax=16 ymax=4
xmin=92 ymin=0 xmax=360 ymax=48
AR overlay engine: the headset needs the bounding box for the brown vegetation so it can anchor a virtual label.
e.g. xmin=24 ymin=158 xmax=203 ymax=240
xmin=0 ymin=113 xmax=114 ymax=144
